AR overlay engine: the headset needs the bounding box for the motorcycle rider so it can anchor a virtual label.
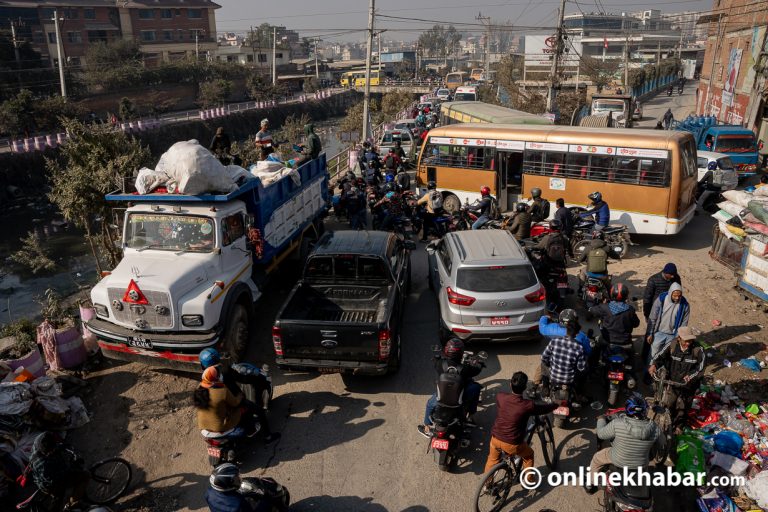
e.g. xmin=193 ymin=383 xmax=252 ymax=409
xmin=395 ymin=167 xmax=411 ymax=193
xmin=533 ymin=219 xmax=567 ymax=270
xmin=507 ymin=202 xmax=532 ymax=240
xmin=578 ymin=233 xmax=611 ymax=292
xmin=346 ymin=186 xmax=367 ymax=230
xmin=417 ymin=181 xmax=443 ymax=241
xmin=536 ymin=313 xmax=592 ymax=385
xmin=374 ymin=190 xmax=404 ymax=231
xmin=28 ymin=432 xmax=90 ymax=511
xmin=541 ymin=309 xmax=587 ymax=394
xmin=483 ymin=372 xmax=558 ymax=483
xmin=580 ymin=191 xmax=610 ymax=230
xmin=468 ymin=186 xmax=494 ymax=230
xmin=553 ymin=198 xmax=574 ymax=238
xmin=697 ymin=161 xmax=723 ymax=209
xmin=588 ymin=282 xmax=640 ymax=347
xmin=383 ymin=148 xmax=402 ymax=176
xmin=584 ymin=395 xmax=664 ymax=494
xmin=393 ymin=139 xmax=407 ymax=162
xmin=418 ymin=338 xmax=483 ymax=437
xmin=206 ymin=463 xmax=273 ymax=512
xmin=199 ymin=349 xmax=280 ymax=444
xmin=194 ymin=366 xmax=262 ymax=439
xmin=529 ymin=188 xmax=550 ymax=222
xmin=648 ymin=326 xmax=705 ymax=430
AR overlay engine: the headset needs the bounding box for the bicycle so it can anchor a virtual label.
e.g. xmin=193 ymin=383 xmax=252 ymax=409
xmin=474 ymin=395 xmax=558 ymax=512
xmin=17 ymin=450 xmax=132 ymax=511
xmin=647 ymin=368 xmax=687 ymax=465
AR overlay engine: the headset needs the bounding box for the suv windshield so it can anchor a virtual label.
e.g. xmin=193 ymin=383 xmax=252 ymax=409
xmin=125 ymin=213 xmax=215 ymax=252
xmin=305 ymin=255 xmax=390 ymax=281
xmin=457 ymin=265 xmax=537 ymax=293
xmin=715 ymin=136 xmax=755 ymax=153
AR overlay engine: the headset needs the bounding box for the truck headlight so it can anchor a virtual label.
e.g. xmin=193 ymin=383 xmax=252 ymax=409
xmin=94 ymin=303 xmax=109 ymax=318
xmin=182 ymin=315 xmax=204 ymax=327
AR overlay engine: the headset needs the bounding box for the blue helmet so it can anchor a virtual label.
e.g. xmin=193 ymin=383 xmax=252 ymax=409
xmin=707 ymin=161 xmax=718 ymax=171
xmin=385 ymin=174 xmax=394 ymax=183
xmin=385 ymin=191 xmax=395 ymax=199
xmin=199 ymin=347 xmax=220 ymax=369
xmin=625 ymin=394 xmax=648 ymax=419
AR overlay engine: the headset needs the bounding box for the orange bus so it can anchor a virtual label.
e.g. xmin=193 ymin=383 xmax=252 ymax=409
xmin=415 ymin=124 xmax=698 ymax=235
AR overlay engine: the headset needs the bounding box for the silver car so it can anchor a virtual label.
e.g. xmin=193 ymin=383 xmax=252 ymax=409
xmin=426 ymin=230 xmax=546 ymax=343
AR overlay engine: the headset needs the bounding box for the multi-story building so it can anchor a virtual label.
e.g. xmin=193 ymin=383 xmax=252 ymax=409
xmin=696 ymin=0 xmax=768 ymax=134
xmin=0 ymin=0 xmax=219 ymax=67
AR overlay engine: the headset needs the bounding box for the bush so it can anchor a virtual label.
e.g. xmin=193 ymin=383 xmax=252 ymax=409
xmin=0 ymin=319 xmax=38 ymax=360
xmin=9 ymin=231 xmax=57 ymax=275
xmin=198 ymin=79 xmax=233 ymax=108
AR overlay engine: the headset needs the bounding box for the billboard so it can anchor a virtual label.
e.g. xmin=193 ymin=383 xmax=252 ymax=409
xmin=524 ymin=35 xmax=581 ymax=66
xmin=721 ymin=48 xmax=743 ymax=107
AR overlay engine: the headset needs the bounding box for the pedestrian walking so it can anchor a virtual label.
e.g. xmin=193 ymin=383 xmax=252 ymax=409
xmin=646 ymin=282 xmax=690 ymax=360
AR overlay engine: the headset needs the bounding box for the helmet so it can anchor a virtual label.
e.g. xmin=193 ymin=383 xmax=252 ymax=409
xmin=587 ymin=191 xmax=602 ymax=204
xmin=531 ymin=187 xmax=542 ymax=198
xmin=480 ymin=186 xmax=491 ymax=196
xmin=610 ymin=282 xmax=628 ymax=301
xmin=516 ymin=202 xmax=529 ymax=213
xmin=625 ymin=394 xmax=648 ymax=419
xmin=199 ymin=348 xmax=220 ymax=370
xmin=201 ymin=366 xmax=221 ymax=389
xmin=443 ymin=338 xmax=465 ymax=361
xmin=427 ymin=180 xmax=437 ymax=190
xmin=558 ymin=308 xmax=579 ymax=329
xmin=385 ymin=191 xmax=395 ymax=199
xmin=385 ymin=174 xmax=394 ymax=183
xmin=549 ymin=219 xmax=562 ymax=231
xmin=707 ymin=161 xmax=718 ymax=171
xmin=210 ymin=463 xmax=241 ymax=492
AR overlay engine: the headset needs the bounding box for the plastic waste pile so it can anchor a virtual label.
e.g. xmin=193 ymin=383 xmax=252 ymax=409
xmin=677 ymin=380 xmax=768 ymax=511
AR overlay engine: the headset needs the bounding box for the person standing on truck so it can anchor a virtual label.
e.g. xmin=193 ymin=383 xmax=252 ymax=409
xmin=254 ymin=119 xmax=274 ymax=159
xmin=209 ymin=127 xmax=232 ymax=158
xmin=663 ymin=109 xmax=674 ymax=130
xmin=296 ymin=123 xmax=322 ymax=166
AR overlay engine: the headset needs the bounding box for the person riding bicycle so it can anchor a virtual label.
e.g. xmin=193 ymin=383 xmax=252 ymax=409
xmin=418 ymin=338 xmax=483 ymax=437
xmin=541 ymin=309 xmax=587 ymax=392
xmin=27 ymin=432 xmax=91 ymax=510
xmin=468 ymin=186 xmax=494 ymax=230
xmin=507 ymin=202 xmax=532 ymax=240
xmin=529 ymin=188 xmax=550 ymax=222
xmin=580 ymin=191 xmax=610 ymax=230
xmin=584 ymin=395 xmax=664 ymax=494
xmin=199 ymin=348 xmax=280 ymax=444
xmin=483 ymin=372 xmax=558 ymax=484
xmin=205 ymin=463 xmax=272 ymax=512
xmin=578 ymin=233 xmax=611 ymax=292
xmin=588 ymin=282 xmax=640 ymax=347
xmin=648 ymin=326 xmax=704 ymax=430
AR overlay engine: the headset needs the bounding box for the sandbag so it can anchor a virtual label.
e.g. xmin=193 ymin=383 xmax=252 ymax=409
xmin=722 ymin=189 xmax=756 ymax=208
xmin=711 ymin=210 xmax=733 ymax=223
xmin=250 ymin=165 xmax=301 ymax=187
xmin=155 ymin=140 xmax=250 ymax=195
xmin=726 ymin=223 xmax=747 ymax=237
xmin=717 ymin=201 xmax=746 ymax=218
xmin=744 ymin=221 xmax=768 ymax=235
xmin=719 ymin=221 xmax=744 ymax=241
xmin=754 ymin=185 xmax=768 ymax=197
xmin=748 ymin=200 xmax=768 ymax=225
xmin=135 ymin=167 xmax=169 ymax=195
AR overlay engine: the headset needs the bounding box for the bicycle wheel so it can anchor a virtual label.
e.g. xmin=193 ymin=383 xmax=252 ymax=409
xmin=474 ymin=462 xmax=516 ymax=512
xmin=86 ymin=457 xmax=132 ymax=504
xmin=539 ymin=418 xmax=559 ymax=470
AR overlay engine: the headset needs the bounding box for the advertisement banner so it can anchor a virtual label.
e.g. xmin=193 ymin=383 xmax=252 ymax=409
xmin=721 ymin=48 xmax=743 ymax=107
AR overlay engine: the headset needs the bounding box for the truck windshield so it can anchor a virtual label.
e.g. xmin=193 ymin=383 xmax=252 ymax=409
xmin=593 ymin=101 xmax=625 ymax=112
xmin=305 ymin=255 xmax=390 ymax=281
xmin=125 ymin=213 xmax=215 ymax=252
xmin=715 ymin=135 xmax=755 ymax=153
xmin=457 ymin=266 xmax=537 ymax=293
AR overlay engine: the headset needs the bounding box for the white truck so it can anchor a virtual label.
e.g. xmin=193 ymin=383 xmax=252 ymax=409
xmin=85 ymin=156 xmax=329 ymax=372
xmin=583 ymin=94 xmax=634 ymax=128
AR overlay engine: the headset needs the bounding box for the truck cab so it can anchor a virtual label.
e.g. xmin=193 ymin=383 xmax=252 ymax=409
xmin=674 ymin=116 xmax=759 ymax=179
xmin=589 ymin=94 xmax=633 ymax=128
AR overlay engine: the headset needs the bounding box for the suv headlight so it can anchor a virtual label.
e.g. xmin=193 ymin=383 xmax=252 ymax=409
xmin=182 ymin=315 xmax=204 ymax=327
xmin=93 ymin=303 xmax=109 ymax=318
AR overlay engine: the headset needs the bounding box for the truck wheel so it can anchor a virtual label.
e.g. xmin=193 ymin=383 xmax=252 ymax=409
xmin=388 ymin=335 xmax=401 ymax=373
xmin=442 ymin=194 xmax=461 ymax=214
xmin=222 ymin=304 xmax=249 ymax=363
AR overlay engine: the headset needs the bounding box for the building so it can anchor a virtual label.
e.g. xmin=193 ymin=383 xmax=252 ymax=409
xmin=218 ymin=32 xmax=242 ymax=46
xmin=0 ymin=0 xmax=219 ymax=68
xmin=214 ymin=44 xmax=291 ymax=69
xmin=696 ymin=0 xmax=768 ymax=134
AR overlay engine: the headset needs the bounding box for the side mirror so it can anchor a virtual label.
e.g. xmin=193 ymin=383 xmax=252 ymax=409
xmin=245 ymin=214 xmax=256 ymax=229
xmin=403 ymin=240 xmax=417 ymax=251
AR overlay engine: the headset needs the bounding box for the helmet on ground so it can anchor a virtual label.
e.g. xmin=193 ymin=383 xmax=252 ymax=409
xmin=427 ymin=180 xmax=437 ymax=190
xmin=549 ymin=219 xmax=562 ymax=231
xmin=558 ymin=308 xmax=579 ymax=329
xmin=625 ymin=394 xmax=648 ymax=419
xmin=480 ymin=186 xmax=491 ymax=196
xmin=199 ymin=348 xmax=220 ymax=370
xmin=210 ymin=463 xmax=241 ymax=492
xmin=385 ymin=174 xmax=395 ymax=183
xmin=707 ymin=161 xmax=718 ymax=171
xmin=588 ymin=191 xmax=602 ymax=203
xmin=443 ymin=338 xmax=465 ymax=361
xmin=516 ymin=202 xmax=529 ymax=212
xmin=531 ymin=187 xmax=542 ymax=198
xmin=385 ymin=191 xmax=396 ymax=199
xmin=610 ymin=282 xmax=628 ymax=302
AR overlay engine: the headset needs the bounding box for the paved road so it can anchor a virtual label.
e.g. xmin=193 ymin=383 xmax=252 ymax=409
xmin=635 ymin=85 xmax=697 ymax=129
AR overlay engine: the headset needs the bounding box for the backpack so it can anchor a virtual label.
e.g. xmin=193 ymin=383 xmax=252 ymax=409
xmin=546 ymin=233 xmax=566 ymax=263
xmin=429 ymin=190 xmax=443 ymax=210
xmin=489 ymin=196 xmax=501 ymax=220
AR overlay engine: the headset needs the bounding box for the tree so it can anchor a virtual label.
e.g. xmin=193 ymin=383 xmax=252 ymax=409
xmin=47 ymin=119 xmax=153 ymax=270
xmin=302 ymin=77 xmax=318 ymax=93
xmin=418 ymin=25 xmax=461 ymax=61
xmin=34 ymin=96 xmax=85 ymax=132
xmin=380 ymin=91 xmax=414 ymax=119
xmin=198 ymin=79 xmax=233 ymax=108
xmin=0 ymin=89 xmax=37 ymax=137
xmin=118 ymin=97 xmax=137 ymax=121
xmin=555 ymin=90 xmax=586 ymax=125
xmin=10 ymin=231 xmax=57 ymax=274
xmin=579 ymin=56 xmax=619 ymax=92
xmin=84 ymin=40 xmax=144 ymax=91
xmin=338 ymin=99 xmax=382 ymax=141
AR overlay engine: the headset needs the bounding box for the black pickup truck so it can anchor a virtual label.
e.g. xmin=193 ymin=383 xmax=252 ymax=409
xmin=272 ymin=230 xmax=414 ymax=375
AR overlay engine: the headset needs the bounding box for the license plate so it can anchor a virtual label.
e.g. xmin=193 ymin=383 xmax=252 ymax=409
xmin=431 ymin=438 xmax=449 ymax=451
xmin=318 ymin=367 xmax=342 ymax=374
xmin=490 ymin=316 xmax=510 ymax=326
xmin=608 ymin=371 xmax=624 ymax=381
xmin=553 ymin=406 xmax=570 ymax=416
xmin=586 ymin=290 xmax=596 ymax=298
xmin=206 ymin=446 xmax=221 ymax=458
xmin=127 ymin=336 xmax=152 ymax=349
xmin=557 ymin=282 xmax=568 ymax=288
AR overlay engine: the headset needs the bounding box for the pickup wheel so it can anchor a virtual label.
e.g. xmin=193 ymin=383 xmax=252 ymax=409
xmin=387 ymin=334 xmax=401 ymax=374
xmin=222 ymin=304 xmax=249 ymax=363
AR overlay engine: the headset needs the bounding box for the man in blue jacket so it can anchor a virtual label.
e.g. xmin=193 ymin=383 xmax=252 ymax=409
xmin=580 ymin=191 xmax=610 ymax=229
xmin=534 ymin=314 xmax=593 ymax=386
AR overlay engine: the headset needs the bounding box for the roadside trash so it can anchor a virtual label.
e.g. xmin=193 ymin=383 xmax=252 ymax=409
xmin=738 ymin=358 xmax=762 ymax=372
xmin=712 ymin=319 xmax=722 ymax=327
xmin=697 ymin=489 xmax=741 ymax=512
xmin=724 ymin=359 xmax=732 ymax=367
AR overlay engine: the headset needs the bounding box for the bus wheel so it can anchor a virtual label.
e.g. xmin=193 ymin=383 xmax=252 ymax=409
xmin=443 ymin=194 xmax=461 ymax=214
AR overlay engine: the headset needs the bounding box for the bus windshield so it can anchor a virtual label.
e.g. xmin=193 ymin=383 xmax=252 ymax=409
xmin=715 ymin=135 xmax=756 ymax=153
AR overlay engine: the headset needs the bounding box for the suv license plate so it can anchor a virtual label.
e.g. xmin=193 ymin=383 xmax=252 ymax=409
xmin=127 ymin=337 xmax=153 ymax=349
xmin=318 ymin=368 xmax=342 ymax=374
xmin=431 ymin=438 xmax=449 ymax=451
xmin=608 ymin=371 xmax=624 ymax=381
xmin=490 ymin=317 xmax=510 ymax=326
xmin=557 ymin=282 xmax=568 ymax=288
xmin=553 ymin=406 xmax=570 ymax=416
xmin=207 ymin=446 xmax=221 ymax=457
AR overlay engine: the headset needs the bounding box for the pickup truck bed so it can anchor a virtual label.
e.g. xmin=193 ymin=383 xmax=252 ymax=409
xmin=280 ymin=284 xmax=388 ymax=324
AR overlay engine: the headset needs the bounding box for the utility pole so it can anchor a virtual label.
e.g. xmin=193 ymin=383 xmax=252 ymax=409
xmin=546 ymin=0 xmax=566 ymax=113
xmin=476 ymin=12 xmax=491 ymax=81
xmin=52 ymin=9 xmax=66 ymax=98
xmin=314 ymin=38 xmax=320 ymax=79
xmin=194 ymin=29 xmax=199 ymax=59
xmin=272 ymin=26 xmax=277 ymax=85
xmin=623 ymin=32 xmax=630 ymax=91
xmin=377 ymin=31 xmax=382 ymax=71
xmin=415 ymin=41 xmax=419 ymax=80
xmin=361 ymin=0 xmax=375 ymax=143
xmin=9 ymin=19 xmax=22 ymax=88
xmin=705 ymin=14 xmax=724 ymax=116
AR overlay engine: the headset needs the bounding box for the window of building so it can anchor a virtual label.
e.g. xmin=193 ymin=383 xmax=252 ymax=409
xmin=163 ymin=30 xmax=174 ymax=41
xmin=65 ymin=8 xmax=78 ymax=19
xmin=161 ymin=9 xmax=173 ymax=19
xmin=48 ymin=32 xmax=56 ymax=44
xmin=177 ymin=30 xmax=185 ymax=40
xmin=258 ymin=53 xmax=267 ymax=63
xmin=84 ymin=8 xmax=96 ymax=19
xmin=187 ymin=9 xmax=202 ymax=19
xmin=88 ymin=30 xmax=108 ymax=43
xmin=141 ymin=30 xmax=156 ymax=42
xmin=247 ymin=54 xmax=254 ymax=62
xmin=68 ymin=56 xmax=81 ymax=66
xmin=275 ymin=52 xmax=283 ymax=59
xmin=138 ymin=9 xmax=154 ymax=19
xmin=67 ymin=31 xmax=82 ymax=43
xmin=41 ymin=8 xmax=55 ymax=20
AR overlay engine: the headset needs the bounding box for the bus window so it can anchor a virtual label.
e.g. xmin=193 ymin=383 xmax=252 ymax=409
xmin=523 ymin=151 xmax=544 ymax=175
xmin=591 ymin=155 xmax=616 ymax=182
xmin=639 ymin=158 xmax=668 ymax=186
xmin=566 ymin=153 xmax=589 ymax=178
xmin=544 ymin=152 xmax=566 ymax=176
xmin=613 ymin=158 xmax=637 ymax=183
xmin=680 ymin=140 xmax=697 ymax=177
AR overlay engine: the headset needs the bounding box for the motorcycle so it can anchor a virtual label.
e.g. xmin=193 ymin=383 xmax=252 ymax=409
xmin=570 ymin=218 xmax=631 ymax=261
xmin=525 ymin=246 xmax=569 ymax=310
xmin=581 ymin=275 xmax=609 ymax=309
xmin=236 ymin=476 xmax=291 ymax=512
xmin=595 ymin=337 xmax=637 ymax=406
xmin=425 ymin=348 xmax=487 ymax=472
xmin=454 ymin=203 xmax=479 ymax=231
xmin=666 ymin=87 xmax=674 ymax=97
xmin=544 ymin=380 xmax=575 ymax=429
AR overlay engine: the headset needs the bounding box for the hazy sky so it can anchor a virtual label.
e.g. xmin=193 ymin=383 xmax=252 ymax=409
xmin=215 ymin=0 xmax=714 ymax=42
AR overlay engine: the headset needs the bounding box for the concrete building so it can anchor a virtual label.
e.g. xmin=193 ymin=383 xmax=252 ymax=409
xmin=214 ymin=44 xmax=291 ymax=69
xmin=696 ymin=0 xmax=768 ymax=133
xmin=0 ymin=0 xmax=219 ymax=67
